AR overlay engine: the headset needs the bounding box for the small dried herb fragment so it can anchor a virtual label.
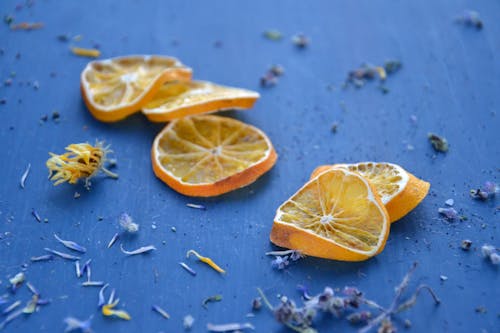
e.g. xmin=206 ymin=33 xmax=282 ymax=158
xmin=10 ymin=22 xmax=44 ymax=30
xmin=202 ymin=295 xmax=223 ymax=309
xmin=292 ymin=33 xmax=310 ymax=48
xmin=263 ymin=30 xmax=283 ymax=41
xmin=455 ymin=10 xmax=483 ymax=29
xmin=428 ymin=133 xmax=448 ymax=152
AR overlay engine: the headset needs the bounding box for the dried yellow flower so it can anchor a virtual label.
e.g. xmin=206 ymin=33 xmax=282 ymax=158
xmin=46 ymin=141 xmax=118 ymax=187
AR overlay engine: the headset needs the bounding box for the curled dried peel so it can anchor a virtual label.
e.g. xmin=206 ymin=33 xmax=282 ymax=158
xmin=310 ymin=162 xmax=430 ymax=222
xmin=142 ymin=81 xmax=260 ymax=122
xmin=152 ymin=115 xmax=277 ymax=197
xmin=271 ymin=168 xmax=390 ymax=261
xmin=81 ymin=55 xmax=192 ymax=122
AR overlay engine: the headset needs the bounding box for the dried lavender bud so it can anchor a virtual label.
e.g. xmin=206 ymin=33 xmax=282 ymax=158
xmin=428 ymin=133 xmax=448 ymax=152
xmin=274 ymin=297 xmax=296 ymax=323
xmin=460 ymin=239 xmax=472 ymax=251
xmin=384 ymin=60 xmax=402 ymax=74
xmin=251 ymin=297 xmax=262 ymax=311
xmin=347 ymin=311 xmax=372 ymax=324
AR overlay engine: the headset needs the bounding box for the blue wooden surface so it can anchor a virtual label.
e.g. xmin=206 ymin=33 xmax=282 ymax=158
xmin=0 ymin=1 xmax=499 ymax=332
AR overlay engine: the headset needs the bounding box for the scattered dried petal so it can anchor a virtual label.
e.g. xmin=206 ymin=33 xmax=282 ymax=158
xmin=186 ymin=203 xmax=206 ymax=210
xmin=207 ymin=322 xmax=255 ymax=332
xmin=120 ymin=244 xmax=156 ymax=256
xmin=9 ymin=272 xmax=25 ymax=292
xmin=2 ymin=300 xmax=21 ymax=315
xmin=444 ymin=199 xmax=454 ymax=206
xmin=71 ymin=47 xmax=101 ymax=58
xmin=152 ymin=305 xmax=170 ymax=319
xmin=32 ymin=209 xmax=42 ymax=222
xmin=22 ymin=294 xmax=39 ymax=313
xmin=54 ymin=234 xmax=87 ymax=253
xmin=20 ymin=163 xmax=31 ymax=188
xmin=0 ymin=309 xmax=23 ymax=330
xmin=186 ymin=249 xmax=225 ymax=274
xmin=107 ymin=233 xmax=119 ymax=248
xmin=30 ymin=254 xmax=54 ymax=262
xmin=45 ymin=248 xmax=81 ymax=260
xmin=179 ymin=262 xmax=197 ymax=276
xmin=98 ymin=284 xmax=109 ymax=307
xmin=63 ymin=316 xmax=93 ymax=333
xmin=102 ymin=300 xmax=131 ymax=320
xmin=82 ymin=281 xmax=105 ymax=287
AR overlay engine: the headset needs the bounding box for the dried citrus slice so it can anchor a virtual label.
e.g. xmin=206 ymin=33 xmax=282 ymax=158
xmin=151 ymin=115 xmax=277 ymax=197
xmin=310 ymin=162 xmax=430 ymax=223
xmin=81 ymin=55 xmax=192 ymax=122
xmin=270 ymin=168 xmax=390 ymax=261
xmin=142 ymin=81 xmax=260 ymax=122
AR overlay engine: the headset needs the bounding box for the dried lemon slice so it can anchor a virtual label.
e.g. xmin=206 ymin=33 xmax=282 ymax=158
xmin=142 ymin=81 xmax=260 ymax=122
xmin=310 ymin=162 xmax=430 ymax=222
xmin=81 ymin=55 xmax=192 ymax=122
xmin=151 ymin=115 xmax=277 ymax=197
xmin=271 ymin=168 xmax=390 ymax=261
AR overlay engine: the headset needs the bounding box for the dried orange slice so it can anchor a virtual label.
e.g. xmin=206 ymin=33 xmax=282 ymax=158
xmin=151 ymin=115 xmax=277 ymax=197
xmin=310 ymin=162 xmax=430 ymax=222
xmin=81 ymin=55 xmax=192 ymax=122
xmin=270 ymin=168 xmax=390 ymax=261
xmin=142 ymin=81 xmax=260 ymax=122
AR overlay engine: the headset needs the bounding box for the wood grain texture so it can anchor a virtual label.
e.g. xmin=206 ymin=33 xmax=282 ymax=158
xmin=0 ymin=0 xmax=498 ymax=332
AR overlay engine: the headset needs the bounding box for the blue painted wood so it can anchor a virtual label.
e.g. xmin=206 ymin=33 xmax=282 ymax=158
xmin=0 ymin=1 xmax=498 ymax=332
